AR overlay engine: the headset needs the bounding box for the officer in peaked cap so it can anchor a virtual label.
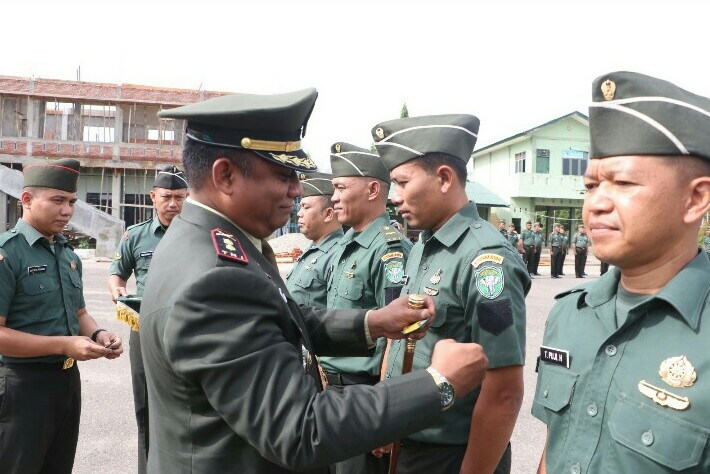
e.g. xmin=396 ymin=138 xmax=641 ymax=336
xmin=533 ymin=72 xmax=710 ymax=473
xmin=286 ymin=172 xmax=343 ymax=309
xmin=139 ymin=89 xmax=489 ymax=473
xmin=107 ymin=164 xmax=188 ymax=474
xmin=374 ymin=115 xmax=530 ymax=474
xmin=0 ymin=159 xmax=123 ymax=474
xmin=322 ymin=142 xmax=411 ymax=474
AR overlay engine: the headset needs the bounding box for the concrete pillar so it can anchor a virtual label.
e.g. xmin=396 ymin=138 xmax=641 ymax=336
xmin=111 ymin=169 xmax=122 ymax=218
xmin=113 ymin=105 xmax=124 ymax=160
xmin=0 ymin=190 xmax=7 ymax=231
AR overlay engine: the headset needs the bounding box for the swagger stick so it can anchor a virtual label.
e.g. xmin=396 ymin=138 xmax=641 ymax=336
xmin=389 ymin=294 xmax=426 ymax=474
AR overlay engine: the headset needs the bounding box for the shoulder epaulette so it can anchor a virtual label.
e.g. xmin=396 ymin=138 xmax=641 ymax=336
xmin=211 ymin=228 xmax=248 ymax=264
xmin=554 ymin=287 xmax=587 ymax=300
xmin=126 ymin=219 xmax=152 ymax=232
xmin=379 ymin=225 xmax=405 ymax=247
xmin=0 ymin=230 xmax=21 ymax=247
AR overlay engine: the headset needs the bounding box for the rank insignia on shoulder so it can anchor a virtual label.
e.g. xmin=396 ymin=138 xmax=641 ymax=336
xmin=70 ymin=261 xmax=76 ymax=271
xmin=472 ymin=253 xmax=504 ymax=268
xmin=638 ymin=380 xmax=690 ymax=410
xmin=659 ymin=355 xmax=696 ymax=388
xmin=0 ymin=253 xmax=4 ymax=261
xmin=123 ymin=231 xmax=129 ymax=241
xmin=540 ymin=346 xmax=570 ymax=368
xmin=211 ymin=228 xmax=248 ymax=264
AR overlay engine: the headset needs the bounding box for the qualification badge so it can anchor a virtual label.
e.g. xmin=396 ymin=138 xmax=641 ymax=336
xmin=659 ymin=355 xmax=697 ymax=388
xmin=429 ymin=269 xmax=442 ymax=285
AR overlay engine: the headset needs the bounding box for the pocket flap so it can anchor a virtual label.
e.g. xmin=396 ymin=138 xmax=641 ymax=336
xmin=21 ymin=276 xmax=56 ymax=295
xmin=336 ymin=276 xmax=363 ymax=301
xmin=536 ymin=364 xmax=578 ymax=412
xmin=293 ymin=272 xmax=314 ymax=289
xmin=609 ymin=393 xmax=709 ymax=471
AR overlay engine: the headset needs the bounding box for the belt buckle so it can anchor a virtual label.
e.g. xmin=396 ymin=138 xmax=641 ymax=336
xmin=63 ymin=358 xmax=75 ymax=370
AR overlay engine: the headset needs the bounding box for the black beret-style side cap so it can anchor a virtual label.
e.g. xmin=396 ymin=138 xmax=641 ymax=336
xmin=371 ymin=114 xmax=480 ymax=171
xmin=23 ymin=158 xmax=81 ymax=192
xmin=154 ymin=165 xmax=188 ymax=189
xmin=158 ymin=88 xmax=319 ymax=172
xmin=329 ymin=142 xmax=389 ymax=182
xmin=590 ymin=71 xmax=710 ymax=163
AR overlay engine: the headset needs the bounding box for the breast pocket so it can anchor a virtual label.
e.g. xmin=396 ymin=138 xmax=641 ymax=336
xmin=533 ymin=364 xmax=578 ymax=449
xmin=608 ymin=393 xmax=710 ymax=472
xmin=335 ymin=276 xmax=364 ymax=302
xmin=20 ymin=275 xmax=56 ymax=296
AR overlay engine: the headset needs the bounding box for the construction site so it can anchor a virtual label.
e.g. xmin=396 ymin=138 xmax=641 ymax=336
xmin=0 ymin=74 xmax=228 ymax=256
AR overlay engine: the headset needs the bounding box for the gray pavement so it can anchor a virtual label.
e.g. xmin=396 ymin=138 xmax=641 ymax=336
xmin=73 ymin=255 xmax=602 ymax=474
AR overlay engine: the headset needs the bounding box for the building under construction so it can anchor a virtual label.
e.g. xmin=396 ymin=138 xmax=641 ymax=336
xmin=0 ymin=74 xmax=229 ymax=255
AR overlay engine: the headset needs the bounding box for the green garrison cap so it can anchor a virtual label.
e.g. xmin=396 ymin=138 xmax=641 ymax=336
xmin=298 ymin=172 xmax=335 ymax=197
xmin=154 ymin=165 xmax=188 ymax=189
xmin=158 ymin=88 xmax=319 ymax=172
xmin=371 ymin=114 xmax=480 ymax=171
xmin=590 ymin=71 xmax=710 ymax=162
xmin=330 ymin=142 xmax=389 ymax=182
xmin=23 ymin=158 xmax=80 ymax=192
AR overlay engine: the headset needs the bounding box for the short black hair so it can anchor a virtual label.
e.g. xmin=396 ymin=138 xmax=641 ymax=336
xmin=182 ymin=138 xmax=256 ymax=190
xmin=409 ymin=153 xmax=467 ymax=185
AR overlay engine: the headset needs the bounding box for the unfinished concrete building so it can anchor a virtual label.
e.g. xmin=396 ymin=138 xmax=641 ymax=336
xmin=0 ymin=75 xmax=229 ymax=255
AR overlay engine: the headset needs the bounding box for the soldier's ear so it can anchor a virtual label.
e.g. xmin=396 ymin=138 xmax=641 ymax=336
xmin=684 ymin=175 xmax=710 ymax=225
xmin=435 ymin=165 xmax=454 ymax=194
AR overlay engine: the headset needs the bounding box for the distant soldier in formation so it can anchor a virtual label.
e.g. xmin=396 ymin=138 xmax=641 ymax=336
xmin=507 ymin=224 xmax=519 ymax=248
xmin=532 ymin=222 xmax=543 ymax=275
xmin=521 ymin=220 xmax=536 ymax=276
xmin=549 ymin=224 xmax=563 ymax=278
xmin=498 ymin=219 xmax=507 ymax=237
xmin=558 ymin=225 xmax=568 ymax=276
xmin=572 ymin=225 xmax=590 ymax=278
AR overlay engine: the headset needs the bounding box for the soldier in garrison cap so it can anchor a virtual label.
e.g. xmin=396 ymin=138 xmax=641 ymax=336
xmin=571 ymin=224 xmax=590 ymax=278
xmin=0 ymin=159 xmax=123 ymax=474
xmin=532 ymin=222 xmax=543 ymax=275
xmin=559 ymin=224 xmax=568 ymax=276
xmin=521 ymin=221 xmax=536 ymax=276
xmin=322 ymin=142 xmax=411 ymax=474
xmin=534 ymin=72 xmax=710 ymax=474
xmin=549 ymin=224 xmax=563 ymax=278
xmin=375 ymin=114 xmax=531 ymax=474
xmin=107 ymin=164 xmax=188 ymax=474
xmin=139 ymin=89 xmax=487 ymax=473
xmin=286 ymin=172 xmax=343 ymax=309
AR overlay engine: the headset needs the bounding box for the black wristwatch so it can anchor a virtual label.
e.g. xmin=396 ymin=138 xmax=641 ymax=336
xmin=427 ymin=367 xmax=455 ymax=411
xmin=91 ymin=328 xmax=107 ymax=342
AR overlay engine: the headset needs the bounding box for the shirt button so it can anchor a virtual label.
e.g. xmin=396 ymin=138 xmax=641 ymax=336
xmin=543 ymin=389 xmax=549 ymax=398
xmin=642 ymin=430 xmax=654 ymax=446
xmin=422 ymin=264 xmax=429 ymax=271
xmin=587 ymin=403 xmax=598 ymax=417
xmin=570 ymin=463 xmax=581 ymax=474
xmin=605 ymin=345 xmax=617 ymax=356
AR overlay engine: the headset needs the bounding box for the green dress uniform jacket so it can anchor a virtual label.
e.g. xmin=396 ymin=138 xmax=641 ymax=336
xmin=320 ymin=214 xmax=411 ymax=376
xmin=139 ymin=201 xmax=442 ymax=474
xmin=109 ymin=217 xmax=166 ymax=296
xmin=533 ymin=252 xmax=710 ymax=473
xmin=0 ymin=219 xmax=84 ymax=363
xmin=385 ymin=203 xmax=530 ymax=444
xmin=286 ymin=229 xmax=343 ymax=308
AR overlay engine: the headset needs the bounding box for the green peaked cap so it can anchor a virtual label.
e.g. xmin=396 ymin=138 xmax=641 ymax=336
xmin=330 ymin=142 xmax=389 ymax=182
xmin=590 ymin=71 xmax=710 ymax=162
xmin=23 ymin=158 xmax=80 ymax=192
xmin=159 ymin=88 xmax=319 ymax=172
xmin=371 ymin=114 xmax=480 ymax=170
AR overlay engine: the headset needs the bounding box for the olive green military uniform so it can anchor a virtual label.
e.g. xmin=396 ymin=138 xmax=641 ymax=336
xmin=521 ymin=227 xmax=536 ymax=274
xmin=506 ymin=230 xmax=519 ymax=248
xmin=533 ymin=228 xmax=543 ymax=275
xmin=286 ymin=228 xmax=343 ymax=308
xmin=0 ymin=160 xmax=84 ymax=474
xmin=572 ymin=232 xmax=590 ymax=278
xmin=703 ymin=234 xmax=710 ymax=254
xmin=560 ymin=232 xmax=569 ymax=275
xmin=533 ymin=253 xmax=710 ymax=472
xmin=549 ymin=231 xmax=563 ymax=278
xmin=373 ymin=114 xmax=530 ymax=473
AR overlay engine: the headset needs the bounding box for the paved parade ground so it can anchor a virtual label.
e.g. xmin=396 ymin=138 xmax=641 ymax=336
xmin=74 ymin=256 xmax=602 ymax=474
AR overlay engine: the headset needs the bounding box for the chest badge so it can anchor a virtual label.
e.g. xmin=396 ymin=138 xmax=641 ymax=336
xmin=659 ymin=355 xmax=696 ymax=388
xmin=350 ymin=260 xmax=357 ymax=269
xmin=638 ymin=380 xmax=690 ymax=410
xmin=70 ymin=260 xmax=77 ymax=271
xmin=345 ymin=272 xmax=354 ymax=279
xmin=423 ymin=286 xmax=438 ymax=296
xmin=430 ymin=269 xmax=442 ymax=285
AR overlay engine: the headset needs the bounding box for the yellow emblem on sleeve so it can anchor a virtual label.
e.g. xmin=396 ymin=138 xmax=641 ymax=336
xmin=472 ymin=253 xmax=504 ymax=268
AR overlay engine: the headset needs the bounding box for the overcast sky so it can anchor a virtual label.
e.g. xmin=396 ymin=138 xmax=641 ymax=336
xmin=3 ymin=0 xmax=709 ymax=170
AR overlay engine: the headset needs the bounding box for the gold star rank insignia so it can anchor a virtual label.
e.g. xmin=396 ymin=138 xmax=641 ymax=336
xmin=211 ymin=228 xmax=249 ymax=264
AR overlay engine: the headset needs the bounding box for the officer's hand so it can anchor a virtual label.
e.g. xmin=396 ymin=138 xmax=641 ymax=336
xmin=63 ymin=336 xmax=113 ymax=361
xmin=95 ymin=331 xmax=124 ymax=359
xmin=367 ymin=294 xmax=435 ymax=340
xmin=111 ymin=286 xmax=128 ymax=303
xmin=430 ymin=339 xmax=488 ymax=400
xmin=372 ymin=444 xmax=392 ymax=458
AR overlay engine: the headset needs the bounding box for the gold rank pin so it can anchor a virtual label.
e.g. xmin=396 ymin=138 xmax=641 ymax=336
xmin=638 ymin=380 xmax=690 ymax=410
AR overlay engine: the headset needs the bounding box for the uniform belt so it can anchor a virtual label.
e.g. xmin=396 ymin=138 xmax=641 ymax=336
xmin=0 ymin=358 xmax=76 ymax=370
xmin=324 ymin=371 xmax=379 ymax=386
xmin=400 ymin=439 xmax=466 ymax=449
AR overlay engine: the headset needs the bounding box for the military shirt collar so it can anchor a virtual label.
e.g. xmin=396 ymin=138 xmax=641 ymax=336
xmin=15 ymin=218 xmax=67 ymax=247
xmin=581 ymin=251 xmax=710 ymax=329
xmin=186 ymin=197 xmax=262 ymax=252
xmin=313 ymin=228 xmax=344 ymax=252
xmin=344 ymin=213 xmax=390 ymax=248
xmin=150 ymin=217 xmax=168 ymax=236
xmin=421 ymin=202 xmax=479 ymax=248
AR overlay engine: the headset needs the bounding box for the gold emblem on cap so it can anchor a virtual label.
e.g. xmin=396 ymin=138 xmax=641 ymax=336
xmin=659 ymin=355 xmax=696 ymax=388
xmin=299 ymin=172 xmax=307 ymax=180
xmin=638 ymin=380 xmax=690 ymax=410
xmin=335 ymin=143 xmax=341 ymax=153
xmin=601 ymin=79 xmax=616 ymax=101
xmin=241 ymin=137 xmax=253 ymax=149
xmin=375 ymin=127 xmax=385 ymax=140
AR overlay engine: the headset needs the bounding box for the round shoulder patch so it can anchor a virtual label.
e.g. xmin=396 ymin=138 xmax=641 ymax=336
xmin=384 ymin=260 xmax=404 ymax=284
xmin=475 ymin=265 xmax=505 ymax=299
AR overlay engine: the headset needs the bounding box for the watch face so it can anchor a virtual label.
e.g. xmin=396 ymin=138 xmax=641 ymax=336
xmin=440 ymin=382 xmax=455 ymax=409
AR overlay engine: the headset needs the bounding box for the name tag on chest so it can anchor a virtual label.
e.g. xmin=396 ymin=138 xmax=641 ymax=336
xmin=139 ymin=251 xmax=154 ymax=258
xmin=28 ymin=265 xmax=48 ymax=275
xmin=540 ymin=345 xmax=570 ymax=368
